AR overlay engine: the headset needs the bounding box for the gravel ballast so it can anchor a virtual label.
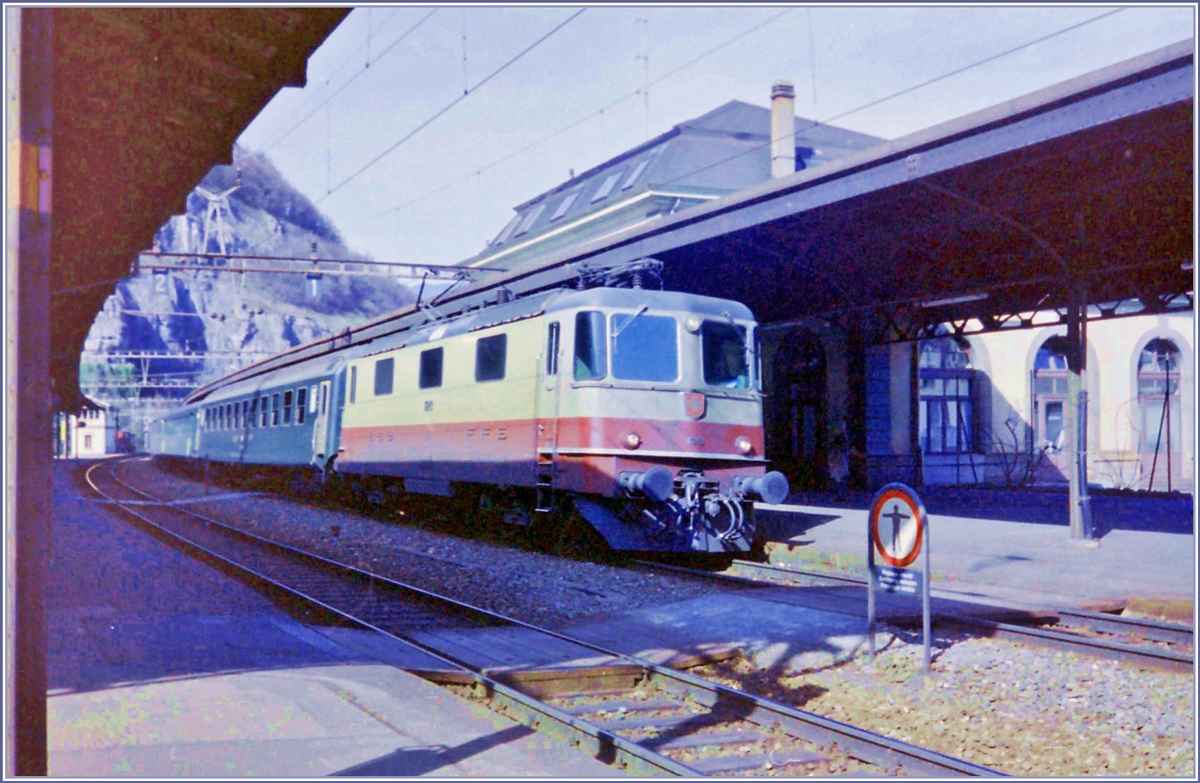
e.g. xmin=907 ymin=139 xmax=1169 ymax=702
xmin=110 ymin=457 xmax=1195 ymax=776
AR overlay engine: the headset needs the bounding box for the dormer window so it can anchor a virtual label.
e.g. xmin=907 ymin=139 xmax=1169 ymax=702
xmin=621 ymin=159 xmax=650 ymax=190
xmin=550 ymin=190 xmax=580 ymax=221
xmin=513 ymin=204 xmax=546 ymax=237
xmin=493 ymin=214 xmax=521 ymax=245
xmin=591 ymin=173 xmax=621 ymax=203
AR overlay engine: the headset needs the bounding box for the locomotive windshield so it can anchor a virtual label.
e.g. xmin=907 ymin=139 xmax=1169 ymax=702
xmin=702 ymin=321 xmax=750 ymax=389
xmin=611 ymin=312 xmax=679 ymax=382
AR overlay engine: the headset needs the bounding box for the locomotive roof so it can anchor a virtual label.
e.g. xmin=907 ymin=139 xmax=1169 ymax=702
xmin=182 ymin=286 xmax=754 ymax=405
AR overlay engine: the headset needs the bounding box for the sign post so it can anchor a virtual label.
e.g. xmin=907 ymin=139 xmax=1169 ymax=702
xmin=866 ymin=482 xmax=931 ymax=672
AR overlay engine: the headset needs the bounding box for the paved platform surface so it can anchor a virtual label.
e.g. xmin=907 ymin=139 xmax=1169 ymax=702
xmin=48 ymin=460 xmax=620 ymax=777
xmin=753 ymin=487 xmax=1195 ymax=610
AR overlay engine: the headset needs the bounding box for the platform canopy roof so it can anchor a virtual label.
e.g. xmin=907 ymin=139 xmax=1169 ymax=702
xmin=46 ymin=7 xmax=351 ymax=410
xmin=443 ymin=38 xmax=1194 ymax=344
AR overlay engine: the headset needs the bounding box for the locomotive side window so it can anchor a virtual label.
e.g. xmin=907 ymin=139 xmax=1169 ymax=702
xmin=296 ymin=387 xmax=307 ymax=424
xmin=260 ymin=396 xmax=269 ymax=427
xmin=272 ymin=393 xmax=281 ymax=426
xmin=702 ymin=321 xmax=750 ymax=389
xmin=475 ymin=334 xmax=507 ymax=382
xmin=375 ymin=358 xmax=394 ymax=396
xmin=574 ymin=311 xmax=607 ymax=380
xmin=283 ymin=390 xmax=294 ymax=424
xmin=611 ymin=313 xmax=679 ymax=382
xmin=420 ymin=347 xmax=443 ymax=389
xmin=545 ymin=322 xmax=560 ymax=375
xmin=349 ymin=367 xmax=357 ymax=403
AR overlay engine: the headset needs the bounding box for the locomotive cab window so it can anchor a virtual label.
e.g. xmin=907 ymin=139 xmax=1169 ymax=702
xmin=296 ymin=387 xmax=307 ymax=424
xmin=419 ymin=347 xmax=443 ymax=389
xmin=574 ymin=311 xmax=606 ymax=380
xmin=611 ymin=311 xmax=678 ymax=382
xmin=546 ymin=322 xmax=560 ymax=375
xmin=475 ymin=334 xmax=507 ymax=382
xmin=375 ymin=358 xmax=394 ymax=396
xmin=702 ymin=321 xmax=750 ymax=389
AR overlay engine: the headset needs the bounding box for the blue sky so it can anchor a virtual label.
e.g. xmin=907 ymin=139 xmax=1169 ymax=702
xmin=234 ymin=4 xmax=1195 ymax=269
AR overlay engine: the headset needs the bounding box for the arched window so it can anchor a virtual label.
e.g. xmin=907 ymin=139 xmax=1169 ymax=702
xmin=1032 ymin=336 xmax=1071 ymax=452
xmin=1137 ymin=338 xmax=1181 ymax=467
xmin=918 ymin=337 xmax=974 ymax=454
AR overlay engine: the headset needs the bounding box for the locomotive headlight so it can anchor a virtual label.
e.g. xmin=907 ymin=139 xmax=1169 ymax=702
xmin=622 ymin=431 xmax=642 ymax=450
xmin=684 ymin=316 xmax=701 ymax=333
xmin=734 ymin=436 xmax=754 ymax=455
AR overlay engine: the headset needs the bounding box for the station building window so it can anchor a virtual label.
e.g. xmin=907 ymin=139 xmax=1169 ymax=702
xmin=918 ymin=337 xmax=975 ymax=454
xmin=1032 ymin=336 xmax=1071 ymax=452
xmin=1137 ymin=338 xmax=1181 ymax=457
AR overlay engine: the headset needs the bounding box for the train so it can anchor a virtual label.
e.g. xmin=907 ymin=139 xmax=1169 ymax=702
xmin=146 ymin=278 xmax=788 ymax=553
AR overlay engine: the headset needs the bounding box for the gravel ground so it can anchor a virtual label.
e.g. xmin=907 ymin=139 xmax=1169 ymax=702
xmin=693 ymin=625 xmax=1195 ymax=777
xmin=112 ymin=457 xmax=1196 ymax=776
xmin=114 ymin=457 xmax=723 ymax=628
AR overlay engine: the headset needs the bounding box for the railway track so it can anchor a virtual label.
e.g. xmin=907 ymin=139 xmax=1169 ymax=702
xmin=637 ymin=558 xmax=1194 ymax=673
xmin=86 ymin=459 xmax=1002 ymax=777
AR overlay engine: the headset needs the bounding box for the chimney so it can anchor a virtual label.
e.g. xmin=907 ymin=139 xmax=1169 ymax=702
xmin=770 ymin=81 xmax=795 ymax=178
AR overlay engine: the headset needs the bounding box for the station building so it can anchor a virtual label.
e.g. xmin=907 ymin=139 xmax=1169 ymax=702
xmin=466 ymin=85 xmax=1194 ymax=494
xmin=51 ymin=405 xmax=116 ymax=459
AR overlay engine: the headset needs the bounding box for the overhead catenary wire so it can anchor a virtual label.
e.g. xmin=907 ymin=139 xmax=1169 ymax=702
xmin=315 ymin=8 xmax=588 ymax=206
xmin=345 ymin=8 xmax=794 ymax=232
xmin=258 ymin=8 xmax=437 ymax=156
xmin=653 ymin=7 xmax=1128 ymax=191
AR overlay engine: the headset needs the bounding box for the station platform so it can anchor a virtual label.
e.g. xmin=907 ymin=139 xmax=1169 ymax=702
xmin=754 ymin=486 xmax=1195 ymax=614
xmin=46 ymin=460 xmax=619 ymax=778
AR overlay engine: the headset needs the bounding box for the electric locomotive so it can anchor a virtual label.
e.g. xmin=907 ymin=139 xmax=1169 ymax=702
xmin=147 ymin=279 xmax=788 ymax=553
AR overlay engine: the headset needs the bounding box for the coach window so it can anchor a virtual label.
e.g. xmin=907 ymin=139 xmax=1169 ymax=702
xmin=233 ymin=402 xmax=240 ymax=430
xmin=250 ymin=398 xmax=258 ymax=428
xmin=611 ymin=312 xmax=678 ymax=382
xmin=476 ymin=334 xmax=507 ymax=382
xmin=574 ymin=311 xmax=607 ymax=380
xmin=309 ymin=384 xmax=318 ymax=412
xmin=375 ymin=357 xmax=395 ymax=396
xmin=545 ymin=322 xmax=560 ymax=375
xmin=219 ymin=405 xmax=226 ymax=431
xmin=272 ymin=393 xmax=281 ymax=426
xmin=283 ymin=390 xmax=293 ymax=424
xmin=260 ymin=396 xmax=269 ymax=427
xmin=296 ymin=387 xmax=307 ymax=424
xmin=349 ymin=367 xmax=358 ymax=403
xmin=241 ymin=400 xmax=249 ymax=428
xmin=420 ymin=347 xmax=444 ymax=389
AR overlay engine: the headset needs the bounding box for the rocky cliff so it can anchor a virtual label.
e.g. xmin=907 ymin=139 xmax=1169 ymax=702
xmin=81 ymin=147 xmax=414 ymax=442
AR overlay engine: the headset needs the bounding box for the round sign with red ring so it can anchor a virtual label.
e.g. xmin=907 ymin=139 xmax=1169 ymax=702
xmin=869 ymin=486 xmax=925 ymax=568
